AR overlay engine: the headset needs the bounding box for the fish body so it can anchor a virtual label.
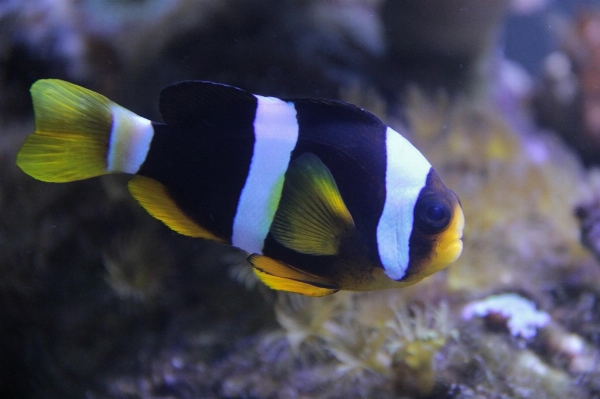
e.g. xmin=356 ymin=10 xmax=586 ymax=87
xmin=17 ymin=79 xmax=464 ymax=296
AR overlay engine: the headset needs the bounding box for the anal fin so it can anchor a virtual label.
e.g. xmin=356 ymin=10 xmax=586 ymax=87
xmin=248 ymin=254 xmax=339 ymax=297
xmin=128 ymin=175 xmax=224 ymax=242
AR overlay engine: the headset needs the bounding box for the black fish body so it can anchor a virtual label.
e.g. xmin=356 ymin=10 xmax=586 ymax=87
xmin=16 ymin=79 xmax=464 ymax=296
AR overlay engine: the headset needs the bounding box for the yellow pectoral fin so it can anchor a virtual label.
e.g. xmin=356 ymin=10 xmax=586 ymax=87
xmin=269 ymin=153 xmax=354 ymax=256
xmin=128 ymin=175 xmax=225 ymax=242
xmin=248 ymin=254 xmax=339 ymax=297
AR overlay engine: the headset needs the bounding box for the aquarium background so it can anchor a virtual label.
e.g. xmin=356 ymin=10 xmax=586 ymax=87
xmin=2 ymin=0 xmax=600 ymax=398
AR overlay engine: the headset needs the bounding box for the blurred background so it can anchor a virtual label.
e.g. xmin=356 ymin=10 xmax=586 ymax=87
xmin=2 ymin=0 xmax=600 ymax=398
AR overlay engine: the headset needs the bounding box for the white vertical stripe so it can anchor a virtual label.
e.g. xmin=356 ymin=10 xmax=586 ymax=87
xmin=107 ymin=104 xmax=154 ymax=173
xmin=232 ymin=96 xmax=299 ymax=254
xmin=376 ymin=126 xmax=431 ymax=280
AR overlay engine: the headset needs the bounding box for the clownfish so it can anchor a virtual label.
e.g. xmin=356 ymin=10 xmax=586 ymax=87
xmin=16 ymin=79 xmax=464 ymax=297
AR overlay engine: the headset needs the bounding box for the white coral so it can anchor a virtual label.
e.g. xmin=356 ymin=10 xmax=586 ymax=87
xmin=462 ymin=293 xmax=550 ymax=339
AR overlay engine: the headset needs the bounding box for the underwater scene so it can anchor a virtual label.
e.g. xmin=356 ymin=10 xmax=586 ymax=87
xmin=2 ymin=0 xmax=600 ymax=398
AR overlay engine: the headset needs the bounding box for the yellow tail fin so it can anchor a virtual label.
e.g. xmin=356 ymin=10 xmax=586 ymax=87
xmin=16 ymin=79 xmax=113 ymax=182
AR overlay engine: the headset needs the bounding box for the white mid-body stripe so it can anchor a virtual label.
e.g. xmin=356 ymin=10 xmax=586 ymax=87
xmin=232 ymin=96 xmax=299 ymax=254
xmin=376 ymin=126 xmax=431 ymax=280
xmin=107 ymin=104 xmax=154 ymax=173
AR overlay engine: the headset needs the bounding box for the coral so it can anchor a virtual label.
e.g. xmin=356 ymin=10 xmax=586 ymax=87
xmin=273 ymin=293 xmax=347 ymax=358
xmin=3 ymin=2 xmax=600 ymax=398
xmin=510 ymin=0 xmax=548 ymax=15
xmin=386 ymin=302 xmax=457 ymax=397
xmin=575 ymin=10 xmax=600 ymax=147
xmin=462 ymin=293 xmax=550 ymax=339
xmin=103 ymin=227 xmax=171 ymax=311
xmin=540 ymin=323 xmax=597 ymax=373
xmin=574 ymin=168 xmax=600 ymax=262
xmin=0 ymin=0 xmax=223 ymax=80
xmin=402 ymin=87 xmax=593 ymax=294
xmin=534 ymin=7 xmax=600 ymax=165
xmin=441 ymin=329 xmax=587 ymax=399
xmin=325 ymin=313 xmax=391 ymax=378
xmin=270 ymin=292 xmax=456 ymax=396
xmin=508 ymin=350 xmax=576 ymax=398
xmin=378 ymin=0 xmax=510 ymax=95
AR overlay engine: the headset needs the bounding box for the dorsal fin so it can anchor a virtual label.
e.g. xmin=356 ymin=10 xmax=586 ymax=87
xmin=289 ymin=98 xmax=384 ymax=127
xmin=158 ymin=81 xmax=257 ymax=127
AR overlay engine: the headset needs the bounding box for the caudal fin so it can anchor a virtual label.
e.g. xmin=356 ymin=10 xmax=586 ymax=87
xmin=17 ymin=79 xmax=153 ymax=182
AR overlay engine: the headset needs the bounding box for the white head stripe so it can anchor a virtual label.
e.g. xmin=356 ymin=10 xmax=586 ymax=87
xmin=107 ymin=104 xmax=154 ymax=173
xmin=232 ymin=96 xmax=299 ymax=254
xmin=376 ymin=126 xmax=431 ymax=280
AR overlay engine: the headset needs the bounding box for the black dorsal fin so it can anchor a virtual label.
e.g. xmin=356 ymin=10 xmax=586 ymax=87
xmin=159 ymin=81 xmax=257 ymax=127
xmin=288 ymin=98 xmax=384 ymax=127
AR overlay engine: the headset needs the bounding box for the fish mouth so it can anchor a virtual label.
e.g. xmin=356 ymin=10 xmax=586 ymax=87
xmin=429 ymin=202 xmax=465 ymax=271
xmin=447 ymin=202 xmax=465 ymax=259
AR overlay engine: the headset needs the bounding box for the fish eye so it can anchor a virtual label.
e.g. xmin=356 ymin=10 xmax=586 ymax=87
xmin=416 ymin=195 xmax=452 ymax=233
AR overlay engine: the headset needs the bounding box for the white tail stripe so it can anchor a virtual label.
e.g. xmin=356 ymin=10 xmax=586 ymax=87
xmin=107 ymin=104 xmax=154 ymax=173
xmin=232 ymin=96 xmax=299 ymax=254
xmin=376 ymin=127 xmax=431 ymax=280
